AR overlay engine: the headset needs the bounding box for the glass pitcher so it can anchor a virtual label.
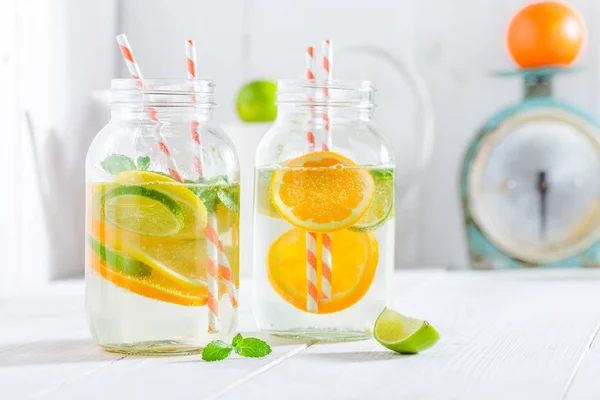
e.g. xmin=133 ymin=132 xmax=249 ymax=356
xmin=86 ymin=79 xmax=240 ymax=355
xmin=253 ymin=79 xmax=395 ymax=340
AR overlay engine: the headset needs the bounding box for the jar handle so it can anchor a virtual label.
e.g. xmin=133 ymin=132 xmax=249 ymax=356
xmin=340 ymin=45 xmax=435 ymax=175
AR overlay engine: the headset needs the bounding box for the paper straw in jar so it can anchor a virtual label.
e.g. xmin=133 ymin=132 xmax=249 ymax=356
xmin=115 ymin=34 xmax=184 ymax=183
xmin=186 ymin=40 xmax=204 ymax=176
xmin=320 ymin=39 xmax=333 ymax=302
xmin=305 ymin=46 xmax=318 ymax=313
xmin=186 ymin=40 xmax=238 ymax=334
xmin=205 ymin=214 xmax=220 ymax=333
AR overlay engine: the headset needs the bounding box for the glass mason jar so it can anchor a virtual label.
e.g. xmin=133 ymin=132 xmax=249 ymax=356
xmin=86 ymin=79 xmax=240 ymax=355
xmin=253 ymin=80 xmax=395 ymax=341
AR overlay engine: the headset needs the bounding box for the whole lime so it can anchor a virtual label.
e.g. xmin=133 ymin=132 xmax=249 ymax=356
xmin=236 ymin=80 xmax=277 ymax=122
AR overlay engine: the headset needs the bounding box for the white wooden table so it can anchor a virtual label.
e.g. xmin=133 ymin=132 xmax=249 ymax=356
xmin=2 ymin=269 xmax=600 ymax=400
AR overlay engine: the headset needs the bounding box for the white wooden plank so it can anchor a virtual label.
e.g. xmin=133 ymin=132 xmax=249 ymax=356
xmin=219 ymin=270 xmax=600 ymax=400
xmin=0 ymin=272 xmax=436 ymax=399
xmin=563 ymin=320 xmax=600 ymax=400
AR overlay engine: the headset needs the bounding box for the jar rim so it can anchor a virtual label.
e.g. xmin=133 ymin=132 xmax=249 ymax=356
xmin=110 ymin=79 xmax=215 ymax=106
xmin=276 ymin=79 xmax=375 ymax=108
xmin=277 ymin=79 xmax=374 ymax=92
xmin=111 ymin=78 xmax=215 ymax=93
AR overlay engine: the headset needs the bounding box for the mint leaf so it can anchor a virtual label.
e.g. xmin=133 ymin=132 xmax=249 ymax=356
xmin=198 ymin=175 xmax=229 ymax=185
xmin=137 ymin=156 xmax=150 ymax=171
xmin=202 ymin=340 xmax=233 ymax=362
xmin=190 ymin=186 xmax=218 ymax=213
xmin=231 ymin=333 xmax=243 ymax=347
xmin=101 ymin=154 xmax=136 ymax=174
xmin=370 ymin=169 xmax=394 ymax=180
xmin=217 ymin=187 xmax=239 ymax=212
xmin=233 ymin=337 xmax=272 ymax=358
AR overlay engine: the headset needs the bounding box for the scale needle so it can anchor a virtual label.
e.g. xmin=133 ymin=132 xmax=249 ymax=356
xmin=537 ymin=171 xmax=549 ymax=241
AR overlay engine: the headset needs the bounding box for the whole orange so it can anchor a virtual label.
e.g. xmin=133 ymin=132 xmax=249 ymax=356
xmin=506 ymin=1 xmax=586 ymax=68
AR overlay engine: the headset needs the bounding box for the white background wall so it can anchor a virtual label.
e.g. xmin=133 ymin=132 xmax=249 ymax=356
xmin=1 ymin=0 xmax=599 ymax=293
xmin=120 ymin=0 xmax=600 ymax=269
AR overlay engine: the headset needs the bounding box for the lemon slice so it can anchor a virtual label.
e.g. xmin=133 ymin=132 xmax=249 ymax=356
xmin=374 ymin=308 xmax=440 ymax=354
xmin=103 ymin=186 xmax=185 ymax=237
xmin=88 ymin=236 xmax=152 ymax=277
xmin=89 ymin=219 xmax=207 ymax=290
xmin=115 ymin=171 xmax=208 ymax=239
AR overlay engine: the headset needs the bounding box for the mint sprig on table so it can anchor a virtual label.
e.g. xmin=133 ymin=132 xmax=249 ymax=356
xmin=100 ymin=154 xmax=239 ymax=213
xmin=202 ymin=334 xmax=272 ymax=362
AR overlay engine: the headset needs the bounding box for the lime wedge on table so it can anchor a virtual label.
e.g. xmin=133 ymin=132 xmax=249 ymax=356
xmin=103 ymin=185 xmax=184 ymax=237
xmin=374 ymin=308 xmax=440 ymax=354
xmin=349 ymin=169 xmax=394 ymax=232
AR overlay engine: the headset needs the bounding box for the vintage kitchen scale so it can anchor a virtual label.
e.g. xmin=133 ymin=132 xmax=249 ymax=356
xmin=461 ymin=1 xmax=600 ymax=268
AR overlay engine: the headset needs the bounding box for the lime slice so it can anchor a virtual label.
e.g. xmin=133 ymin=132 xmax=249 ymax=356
xmin=88 ymin=236 xmax=151 ymax=277
xmin=236 ymin=80 xmax=277 ymax=122
xmin=374 ymin=308 xmax=440 ymax=354
xmin=103 ymin=185 xmax=185 ymax=237
xmin=349 ymin=169 xmax=394 ymax=232
xmin=114 ymin=171 xmax=208 ymax=239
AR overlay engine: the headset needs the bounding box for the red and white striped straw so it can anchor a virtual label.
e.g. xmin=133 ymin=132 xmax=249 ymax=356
xmin=305 ymin=46 xmax=318 ymax=313
xmin=186 ymin=40 xmax=238 ymax=333
xmin=205 ymin=214 xmax=220 ymax=333
xmin=322 ymin=39 xmax=333 ymax=151
xmin=186 ymin=39 xmax=197 ymax=80
xmin=186 ymin=40 xmax=204 ymax=177
xmin=116 ymin=34 xmax=183 ymax=183
xmin=320 ymin=39 xmax=333 ymax=301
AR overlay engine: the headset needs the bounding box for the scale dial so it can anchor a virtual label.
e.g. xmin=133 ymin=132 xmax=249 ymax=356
xmin=468 ymin=108 xmax=600 ymax=264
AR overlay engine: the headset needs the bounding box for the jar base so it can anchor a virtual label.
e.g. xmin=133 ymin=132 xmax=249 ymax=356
xmin=267 ymin=328 xmax=371 ymax=342
xmin=100 ymin=341 xmax=204 ymax=356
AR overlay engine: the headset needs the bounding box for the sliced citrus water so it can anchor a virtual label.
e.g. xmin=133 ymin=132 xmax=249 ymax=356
xmin=256 ymin=169 xmax=281 ymax=218
xmin=114 ymin=171 xmax=208 ymax=239
xmin=267 ymin=227 xmax=378 ymax=313
xmin=270 ymin=152 xmax=375 ymax=232
xmin=350 ymin=169 xmax=395 ymax=232
xmin=103 ymin=185 xmax=185 ymax=237
xmin=89 ymin=219 xmax=206 ymax=289
xmin=89 ymin=220 xmax=238 ymax=304
xmin=89 ymin=251 xmax=207 ymax=307
xmin=374 ymin=308 xmax=440 ymax=354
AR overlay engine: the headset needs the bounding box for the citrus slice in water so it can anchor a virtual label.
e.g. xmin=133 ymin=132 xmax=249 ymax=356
xmin=89 ymin=251 xmax=207 ymax=307
xmin=88 ymin=220 xmax=239 ymax=304
xmin=90 ymin=217 xmax=238 ymax=290
xmin=374 ymin=308 xmax=440 ymax=354
xmin=103 ymin=185 xmax=185 ymax=237
xmin=114 ymin=171 xmax=208 ymax=239
xmin=267 ymin=227 xmax=378 ymax=313
xmin=349 ymin=169 xmax=395 ymax=232
xmin=270 ymin=151 xmax=375 ymax=232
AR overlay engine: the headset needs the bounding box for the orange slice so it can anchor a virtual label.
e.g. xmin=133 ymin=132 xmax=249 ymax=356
xmin=270 ymin=152 xmax=375 ymax=232
xmin=88 ymin=219 xmax=238 ymax=301
xmin=89 ymin=252 xmax=207 ymax=307
xmin=267 ymin=228 xmax=379 ymax=314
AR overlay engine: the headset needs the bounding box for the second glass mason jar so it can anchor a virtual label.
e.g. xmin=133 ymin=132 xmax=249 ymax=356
xmin=253 ymin=80 xmax=396 ymax=340
xmin=86 ymin=79 xmax=240 ymax=355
